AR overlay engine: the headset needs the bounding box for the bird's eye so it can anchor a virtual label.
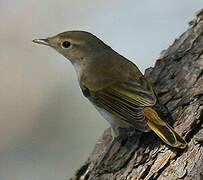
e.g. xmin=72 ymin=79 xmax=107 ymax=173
xmin=61 ymin=41 xmax=71 ymax=48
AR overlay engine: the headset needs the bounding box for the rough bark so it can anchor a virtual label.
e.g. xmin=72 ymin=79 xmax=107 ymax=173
xmin=71 ymin=9 xmax=203 ymax=180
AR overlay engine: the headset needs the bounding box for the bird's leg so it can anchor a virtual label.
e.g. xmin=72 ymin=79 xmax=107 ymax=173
xmin=93 ymin=127 xmax=142 ymax=175
xmin=93 ymin=127 xmax=121 ymax=173
xmin=127 ymin=128 xmax=142 ymax=149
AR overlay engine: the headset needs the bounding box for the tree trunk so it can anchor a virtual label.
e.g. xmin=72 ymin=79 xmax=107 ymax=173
xmin=71 ymin=9 xmax=203 ymax=180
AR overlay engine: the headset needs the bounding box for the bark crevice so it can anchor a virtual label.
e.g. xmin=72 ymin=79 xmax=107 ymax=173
xmin=71 ymin=9 xmax=203 ymax=180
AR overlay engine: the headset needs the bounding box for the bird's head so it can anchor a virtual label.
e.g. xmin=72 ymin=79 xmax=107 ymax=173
xmin=33 ymin=31 xmax=109 ymax=63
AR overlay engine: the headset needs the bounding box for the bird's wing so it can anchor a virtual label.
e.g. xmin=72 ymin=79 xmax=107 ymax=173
xmin=82 ymin=76 xmax=187 ymax=148
xmin=85 ymin=76 xmax=157 ymax=130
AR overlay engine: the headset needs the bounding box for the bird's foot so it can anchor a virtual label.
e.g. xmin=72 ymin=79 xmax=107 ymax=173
xmin=92 ymin=128 xmax=142 ymax=176
xmin=92 ymin=137 xmax=119 ymax=175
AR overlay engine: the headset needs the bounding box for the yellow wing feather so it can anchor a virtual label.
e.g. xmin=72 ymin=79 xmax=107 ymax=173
xmin=86 ymin=76 xmax=187 ymax=149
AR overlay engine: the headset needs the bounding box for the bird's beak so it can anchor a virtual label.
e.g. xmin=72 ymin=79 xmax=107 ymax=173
xmin=32 ymin=38 xmax=49 ymax=46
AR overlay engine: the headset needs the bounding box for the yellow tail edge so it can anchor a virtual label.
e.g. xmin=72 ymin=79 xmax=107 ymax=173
xmin=144 ymin=107 xmax=187 ymax=149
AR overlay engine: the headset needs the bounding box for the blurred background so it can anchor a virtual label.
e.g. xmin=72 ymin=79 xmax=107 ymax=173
xmin=0 ymin=1 xmax=202 ymax=179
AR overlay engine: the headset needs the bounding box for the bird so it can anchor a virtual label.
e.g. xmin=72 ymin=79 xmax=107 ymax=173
xmin=32 ymin=31 xmax=187 ymax=165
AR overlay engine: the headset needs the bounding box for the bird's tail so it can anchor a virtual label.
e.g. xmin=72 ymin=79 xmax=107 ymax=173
xmin=144 ymin=107 xmax=187 ymax=149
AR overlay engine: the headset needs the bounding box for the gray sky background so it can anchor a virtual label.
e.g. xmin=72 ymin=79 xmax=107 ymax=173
xmin=0 ymin=1 xmax=202 ymax=179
